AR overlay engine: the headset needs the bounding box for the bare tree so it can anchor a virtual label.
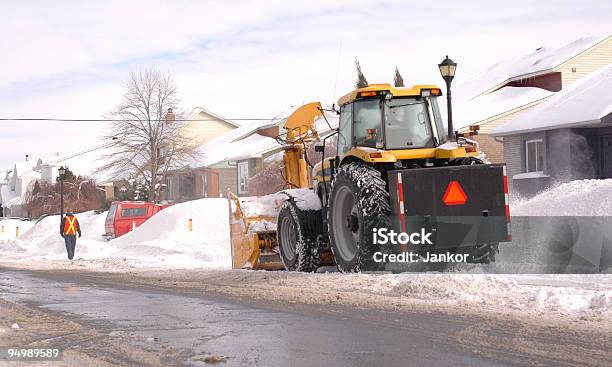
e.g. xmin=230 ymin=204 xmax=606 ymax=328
xmin=98 ymin=69 xmax=199 ymax=202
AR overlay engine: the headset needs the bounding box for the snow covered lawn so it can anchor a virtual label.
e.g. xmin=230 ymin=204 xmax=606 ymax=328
xmin=0 ymin=218 xmax=34 ymax=241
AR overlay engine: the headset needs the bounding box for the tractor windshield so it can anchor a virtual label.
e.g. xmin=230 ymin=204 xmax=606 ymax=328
xmin=384 ymin=97 xmax=444 ymax=149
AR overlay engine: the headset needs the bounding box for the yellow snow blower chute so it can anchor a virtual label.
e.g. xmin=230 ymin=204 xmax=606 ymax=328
xmin=227 ymin=102 xmax=324 ymax=270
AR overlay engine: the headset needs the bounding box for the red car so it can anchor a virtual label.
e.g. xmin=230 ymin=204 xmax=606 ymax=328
xmin=104 ymin=201 xmax=171 ymax=240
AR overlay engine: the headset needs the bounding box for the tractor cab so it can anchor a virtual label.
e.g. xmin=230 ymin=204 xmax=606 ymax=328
xmin=336 ymin=84 xmax=448 ymax=157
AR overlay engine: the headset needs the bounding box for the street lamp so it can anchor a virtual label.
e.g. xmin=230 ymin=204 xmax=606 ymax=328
xmin=58 ymin=166 xmax=66 ymax=222
xmin=438 ymin=55 xmax=457 ymax=141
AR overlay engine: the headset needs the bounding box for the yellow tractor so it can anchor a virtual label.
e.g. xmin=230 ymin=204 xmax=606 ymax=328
xmin=229 ymin=84 xmax=510 ymax=272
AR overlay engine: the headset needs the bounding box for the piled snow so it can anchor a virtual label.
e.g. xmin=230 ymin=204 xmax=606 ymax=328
xmin=511 ymin=179 xmax=612 ymax=216
xmin=454 ymin=86 xmax=553 ymax=129
xmin=110 ymin=199 xmax=231 ymax=268
xmin=387 ymin=274 xmax=612 ymax=316
xmin=0 ymin=219 xmax=34 ymax=241
xmin=455 ymin=36 xmax=604 ymax=103
xmin=284 ymin=188 xmax=322 ymax=211
xmin=238 ymin=192 xmax=285 ymax=218
xmin=0 ymin=199 xmax=231 ymax=269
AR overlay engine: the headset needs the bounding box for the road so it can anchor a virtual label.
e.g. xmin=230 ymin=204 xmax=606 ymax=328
xmin=0 ymin=268 xmax=609 ymax=367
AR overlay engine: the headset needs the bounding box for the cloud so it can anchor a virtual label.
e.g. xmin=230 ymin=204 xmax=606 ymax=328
xmin=1 ymin=0 xmax=611 ymax=168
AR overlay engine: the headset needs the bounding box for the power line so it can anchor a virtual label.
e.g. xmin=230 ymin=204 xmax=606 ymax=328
xmin=0 ymin=117 xmax=286 ymax=122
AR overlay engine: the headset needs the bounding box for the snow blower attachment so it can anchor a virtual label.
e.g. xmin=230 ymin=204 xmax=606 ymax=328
xmin=228 ymin=191 xmax=284 ymax=270
xmin=229 ymin=83 xmax=510 ymax=272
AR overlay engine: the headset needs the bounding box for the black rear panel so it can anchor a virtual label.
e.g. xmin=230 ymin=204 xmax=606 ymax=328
xmin=388 ymin=164 xmax=509 ymax=249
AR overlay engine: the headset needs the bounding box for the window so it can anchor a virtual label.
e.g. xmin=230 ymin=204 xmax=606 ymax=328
xmin=106 ymin=203 xmax=117 ymax=223
xmin=237 ymin=161 xmax=249 ymax=194
xmin=337 ymin=103 xmax=353 ymax=155
xmin=430 ymin=97 xmax=447 ymax=144
xmin=353 ymin=99 xmax=383 ymax=148
xmin=525 ymin=139 xmax=544 ymax=172
xmin=157 ymin=146 xmax=167 ymax=165
xmin=121 ymin=207 xmax=148 ymax=217
xmin=385 ymin=98 xmax=434 ymax=149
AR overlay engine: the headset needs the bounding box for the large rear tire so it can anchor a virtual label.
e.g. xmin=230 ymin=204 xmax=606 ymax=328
xmin=328 ymin=162 xmax=391 ymax=273
xmin=277 ymin=200 xmax=322 ymax=272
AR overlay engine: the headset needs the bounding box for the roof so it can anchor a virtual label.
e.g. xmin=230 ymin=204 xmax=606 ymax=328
xmin=491 ymin=65 xmax=612 ymax=136
xmin=455 ymin=87 xmax=554 ymax=129
xmin=0 ymin=185 xmax=18 ymax=206
xmin=191 ymin=104 xmax=339 ymax=168
xmin=452 ymin=35 xmax=611 ymax=130
xmin=456 ymin=35 xmax=610 ymax=101
xmin=188 ymin=106 xmax=241 ymax=128
xmin=337 ymin=84 xmax=442 ymax=106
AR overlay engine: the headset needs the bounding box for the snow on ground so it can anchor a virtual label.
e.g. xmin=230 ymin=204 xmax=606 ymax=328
xmin=292 ymin=272 xmax=612 ymax=321
xmin=1 ymin=179 xmax=612 ymax=323
xmin=511 ymin=179 xmax=612 ymax=216
xmin=0 ymin=198 xmax=231 ymax=269
xmin=0 ymin=218 xmax=34 ymax=241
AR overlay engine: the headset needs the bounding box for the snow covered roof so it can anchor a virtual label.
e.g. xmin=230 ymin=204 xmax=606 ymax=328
xmin=456 ymin=35 xmax=608 ymax=102
xmin=492 ymin=65 xmax=612 ymax=136
xmin=455 ymin=87 xmax=553 ymax=129
xmin=43 ymin=143 xmax=120 ymax=183
xmin=192 ymin=104 xmax=339 ymax=168
xmin=188 ymin=106 xmax=241 ymax=128
xmin=453 ymin=35 xmax=610 ymax=129
xmin=0 ymin=185 xmax=18 ymax=206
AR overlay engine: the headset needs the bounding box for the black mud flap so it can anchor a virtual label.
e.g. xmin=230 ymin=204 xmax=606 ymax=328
xmin=388 ymin=164 xmax=510 ymax=250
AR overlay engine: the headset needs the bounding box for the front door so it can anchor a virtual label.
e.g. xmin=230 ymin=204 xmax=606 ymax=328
xmin=209 ymin=172 xmax=220 ymax=197
xmin=602 ymin=135 xmax=612 ymax=178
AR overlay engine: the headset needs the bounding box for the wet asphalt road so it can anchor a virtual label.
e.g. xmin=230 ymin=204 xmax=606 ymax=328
xmin=0 ymin=269 xmax=585 ymax=367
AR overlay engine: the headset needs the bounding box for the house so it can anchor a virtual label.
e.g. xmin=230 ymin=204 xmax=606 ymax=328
xmin=163 ymin=103 xmax=339 ymax=200
xmin=230 ymin=105 xmax=339 ymax=196
xmin=163 ymin=107 xmax=242 ymax=201
xmin=1 ymin=143 xmax=123 ymax=217
xmin=179 ymin=107 xmax=241 ymax=145
xmin=1 ymin=160 xmax=42 ymax=217
xmin=454 ymin=34 xmax=612 ymax=163
xmin=491 ymin=65 xmax=612 ymax=197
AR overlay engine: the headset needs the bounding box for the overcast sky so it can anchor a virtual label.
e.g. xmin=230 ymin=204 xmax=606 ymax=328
xmin=1 ymin=0 xmax=610 ymax=170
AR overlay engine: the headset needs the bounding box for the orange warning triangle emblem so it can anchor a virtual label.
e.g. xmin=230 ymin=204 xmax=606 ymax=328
xmin=443 ymin=181 xmax=467 ymax=206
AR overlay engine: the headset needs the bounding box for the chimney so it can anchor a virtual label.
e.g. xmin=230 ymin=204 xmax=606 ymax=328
xmin=165 ymin=108 xmax=176 ymax=125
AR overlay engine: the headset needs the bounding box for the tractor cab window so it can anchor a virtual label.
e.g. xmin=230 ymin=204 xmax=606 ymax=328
xmin=430 ymin=97 xmax=447 ymax=144
xmin=384 ymin=98 xmax=434 ymax=149
xmin=337 ymin=103 xmax=353 ymax=155
xmin=353 ymin=99 xmax=383 ymax=148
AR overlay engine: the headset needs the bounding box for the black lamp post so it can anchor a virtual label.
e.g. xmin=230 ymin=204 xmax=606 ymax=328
xmin=438 ymin=55 xmax=457 ymax=141
xmin=58 ymin=166 xmax=66 ymax=222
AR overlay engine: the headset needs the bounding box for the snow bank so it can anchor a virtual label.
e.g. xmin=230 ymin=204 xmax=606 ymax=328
xmin=110 ymin=198 xmax=231 ymax=268
xmin=276 ymin=272 xmax=612 ymax=319
xmin=0 ymin=219 xmax=34 ymax=241
xmin=511 ymin=179 xmax=612 ymax=216
xmin=0 ymin=199 xmax=231 ymax=269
